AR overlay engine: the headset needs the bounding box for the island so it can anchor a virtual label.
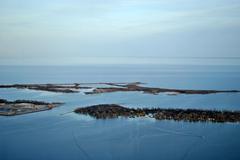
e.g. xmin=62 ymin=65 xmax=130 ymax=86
xmin=74 ymin=104 xmax=240 ymax=123
xmin=0 ymin=82 xmax=239 ymax=95
xmin=0 ymin=83 xmax=87 ymax=93
xmin=0 ymin=99 xmax=63 ymax=116
xmin=85 ymin=82 xmax=239 ymax=95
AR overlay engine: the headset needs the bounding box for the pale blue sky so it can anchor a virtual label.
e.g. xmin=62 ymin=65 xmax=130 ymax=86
xmin=0 ymin=0 xmax=240 ymax=65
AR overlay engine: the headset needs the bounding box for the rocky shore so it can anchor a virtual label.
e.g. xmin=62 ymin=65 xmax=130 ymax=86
xmin=75 ymin=104 xmax=240 ymax=123
xmin=0 ymin=82 xmax=239 ymax=95
xmin=0 ymin=99 xmax=62 ymax=116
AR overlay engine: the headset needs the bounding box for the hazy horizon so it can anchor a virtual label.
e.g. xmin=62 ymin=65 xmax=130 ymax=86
xmin=1 ymin=0 xmax=240 ymax=65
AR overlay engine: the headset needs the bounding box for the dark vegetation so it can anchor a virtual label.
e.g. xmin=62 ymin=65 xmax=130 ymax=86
xmin=75 ymin=104 xmax=240 ymax=123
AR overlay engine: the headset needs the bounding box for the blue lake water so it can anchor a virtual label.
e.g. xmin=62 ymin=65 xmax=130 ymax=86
xmin=0 ymin=64 xmax=240 ymax=160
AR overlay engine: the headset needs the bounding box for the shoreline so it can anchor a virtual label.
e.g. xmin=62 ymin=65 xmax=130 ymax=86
xmin=0 ymin=99 xmax=63 ymax=116
xmin=0 ymin=82 xmax=239 ymax=95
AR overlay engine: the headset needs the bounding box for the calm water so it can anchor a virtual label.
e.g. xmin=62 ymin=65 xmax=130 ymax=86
xmin=0 ymin=64 xmax=240 ymax=160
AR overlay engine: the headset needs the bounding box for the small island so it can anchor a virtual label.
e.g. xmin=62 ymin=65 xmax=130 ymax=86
xmin=75 ymin=104 xmax=240 ymax=123
xmin=0 ymin=99 xmax=62 ymax=116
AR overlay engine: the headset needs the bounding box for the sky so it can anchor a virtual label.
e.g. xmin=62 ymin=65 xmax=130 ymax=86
xmin=0 ymin=0 xmax=240 ymax=65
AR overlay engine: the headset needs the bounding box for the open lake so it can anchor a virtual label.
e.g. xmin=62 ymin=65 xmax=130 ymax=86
xmin=0 ymin=64 xmax=240 ymax=160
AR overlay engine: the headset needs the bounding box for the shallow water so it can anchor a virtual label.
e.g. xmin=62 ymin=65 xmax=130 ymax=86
xmin=0 ymin=64 xmax=240 ymax=160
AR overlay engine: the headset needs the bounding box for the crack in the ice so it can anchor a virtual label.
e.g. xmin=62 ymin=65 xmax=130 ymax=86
xmin=72 ymin=130 xmax=93 ymax=160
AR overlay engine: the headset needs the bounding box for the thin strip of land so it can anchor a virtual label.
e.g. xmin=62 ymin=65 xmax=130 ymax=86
xmin=0 ymin=82 xmax=239 ymax=95
xmin=75 ymin=104 xmax=240 ymax=123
